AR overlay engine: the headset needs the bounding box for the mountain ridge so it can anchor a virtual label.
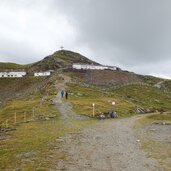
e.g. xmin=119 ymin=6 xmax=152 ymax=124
xmin=0 ymin=50 xmax=169 ymax=83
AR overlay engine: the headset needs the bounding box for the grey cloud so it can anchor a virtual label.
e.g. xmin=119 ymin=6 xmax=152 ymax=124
xmin=0 ymin=0 xmax=171 ymax=78
xmin=52 ymin=0 xmax=171 ymax=78
xmin=0 ymin=0 xmax=78 ymax=63
xmin=56 ymin=0 xmax=171 ymax=64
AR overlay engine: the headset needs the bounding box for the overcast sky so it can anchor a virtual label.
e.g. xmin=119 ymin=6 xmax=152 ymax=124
xmin=0 ymin=0 xmax=171 ymax=78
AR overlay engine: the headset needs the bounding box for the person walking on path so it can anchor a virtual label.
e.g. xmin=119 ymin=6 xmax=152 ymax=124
xmin=61 ymin=90 xmax=64 ymax=98
xmin=65 ymin=91 xmax=68 ymax=100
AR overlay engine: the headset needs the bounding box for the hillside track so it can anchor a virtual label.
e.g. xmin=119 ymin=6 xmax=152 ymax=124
xmin=52 ymin=73 xmax=162 ymax=170
xmin=53 ymin=73 xmax=88 ymax=123
xmin=56 ymin=116 xmax=162 ymax=171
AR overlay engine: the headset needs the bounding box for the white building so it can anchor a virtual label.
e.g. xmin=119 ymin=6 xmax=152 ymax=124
xmin=0 ymin=71 xmax=26 ymax=78
xmin=72 ymin=63 xmax=119 ymax=71
xmin=34 ymin=71 xmax=51 ymax=77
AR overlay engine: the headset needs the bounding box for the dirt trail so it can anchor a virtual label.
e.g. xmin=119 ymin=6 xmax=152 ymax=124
xmin=56 ymin=116 xmax=162 ymax=171
xmin=53 ymin=74 xmax=162 ymax=170
xmin=53 ymin=74 xmax=88 ymax=124
xmin=154 ymin=80 xmax=166 ymax=89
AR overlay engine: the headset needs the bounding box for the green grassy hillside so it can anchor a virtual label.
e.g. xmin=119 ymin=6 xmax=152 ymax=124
xmin=112 ymin=84 xmax=171 ymax=111
xmin=140 ymin=75 xmax=163 ymax=85
xmin=66 ymin=78 xmax=171 ymax=117
xmin=0 ymin=74 xmax=94 ymax=170
xmin=1 ymin=50 xmax=171 ymax=170
xmin=52 ymin=50 xmax=97 ymax=64
xmin=163 ymin=80 xmax=171 ymax=91
xmin=67 ymin=83 xmax=136 ymax=117
xmin=0 ymin=62 xmax=30 ymax=70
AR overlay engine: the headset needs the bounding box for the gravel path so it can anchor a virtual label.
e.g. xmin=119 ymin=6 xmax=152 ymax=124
xmin=56 ymin=116 xmax=162 ymax=171
xmin=53 ymin=74 xmax=162 ymax=170
xmin=53 ymin=74 xmax=89 ymax=125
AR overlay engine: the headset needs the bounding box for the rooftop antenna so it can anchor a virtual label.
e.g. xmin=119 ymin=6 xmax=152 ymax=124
xmin=60 ymin=46 xmax=64 ymax=50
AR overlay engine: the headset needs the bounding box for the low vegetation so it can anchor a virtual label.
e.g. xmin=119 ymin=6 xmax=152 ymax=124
xmin=0 ymin=77 xmax=94 ymax=170
xmin=163 ymin=80 xmax=171 ymax=92
xmin=67 ymin=83 xmax=136 ymax=117
xmin=66 ymin=79 xmax=171 ymax=118
xmin=0 ymin=102 xmax=92 ymax=170
xmin=0 ymin=49 xmax=171 ymax=170
xmin=141 ymin=75 xmax=163 ymax=85
xmin=0 ymin=62 xmax=30 ymax=69
xmin=112 ymin=84 xmax=171 ymax=111
xmin=147 ymin=113 xmax=171 ymax=121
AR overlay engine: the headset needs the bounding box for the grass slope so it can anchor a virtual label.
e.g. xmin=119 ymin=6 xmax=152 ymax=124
xmin=28 ymin=50 xmax=99 ymax=73
xmin=112 ymin=84 xmax=171 ymax=111
xmin=163 ymin=80 xmax=171 ymax=91
xmin=0 ymin=92 xmax=93 ymax=170
xmin=0 ymin=74 xmax=94 ymax=170
xmin=0 ymin=62 xmax=30 ymax=70
xmin=66 ymin=78 xmax=171 ymax=117
xmin=67 ymin=83 xmax=136 ymax=117
xmin=51 ymin=50 xmax=98 ymax=64
xmin=141 ymin=75 xmax=163 ymax=85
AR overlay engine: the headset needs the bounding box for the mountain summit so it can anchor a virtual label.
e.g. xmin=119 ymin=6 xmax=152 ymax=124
xmin=28 ymin=50 xmax=99 ymax=73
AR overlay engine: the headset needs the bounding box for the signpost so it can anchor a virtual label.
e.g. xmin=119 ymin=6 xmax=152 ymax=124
xmin=112 ymin=101 xmax=116 ymax=112
xmin=112 ymin=101 xmax=116 ymax=106
xmin=92 ymin=103 xmax=95 ymax=117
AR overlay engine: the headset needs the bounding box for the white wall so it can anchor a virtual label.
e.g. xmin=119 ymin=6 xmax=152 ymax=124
xmin=34 ymin=71 xmax=51 ymax=77
xmin=0 ymin=72 xmax=26 ymax=78
xmin=72 ymin=64 xmax=118 ymax=71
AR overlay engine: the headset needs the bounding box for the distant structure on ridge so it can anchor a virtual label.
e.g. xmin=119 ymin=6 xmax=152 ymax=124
xmin=72 ymin=63 xmax=120 ymax=71
xmin=0 ymin=70 xmax=26 ymax=78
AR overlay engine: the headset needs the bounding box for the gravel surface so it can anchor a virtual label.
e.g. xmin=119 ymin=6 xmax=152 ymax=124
xmin=135 ymin=122 xmax=171 ymax=170
xmin=56 ymin=116 xmax=162 ymax=171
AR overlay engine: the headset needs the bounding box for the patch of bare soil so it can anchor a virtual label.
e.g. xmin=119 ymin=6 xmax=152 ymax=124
xmin=70 ymin=69 xmax=142 ymax=86
xmin=53 ymin=116 xmax=162 ymax=171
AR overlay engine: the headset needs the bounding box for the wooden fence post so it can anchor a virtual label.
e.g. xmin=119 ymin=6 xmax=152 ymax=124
xmin=14 ymin=112 xmax=16 ymax=124
xmin=32 ymin=108 xmax=35 ymax=117
xmin=5 ymin=119 xmax=8 ymax=128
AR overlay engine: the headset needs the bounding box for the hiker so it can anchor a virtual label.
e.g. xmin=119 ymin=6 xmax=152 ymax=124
xmin=65 ymin=91 xmax=68 ymax=99
xmin=61 ymin=90 xmax=64 ymax=98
